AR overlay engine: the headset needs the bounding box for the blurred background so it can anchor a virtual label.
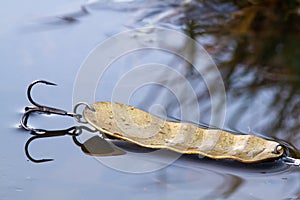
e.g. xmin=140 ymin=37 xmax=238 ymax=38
xmin=1 ymin=0 xmax=300 ymax=199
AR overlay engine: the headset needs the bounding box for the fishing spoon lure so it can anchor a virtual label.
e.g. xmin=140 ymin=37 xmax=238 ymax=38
xmin=20 ymin=80 xmax=300 ymax=166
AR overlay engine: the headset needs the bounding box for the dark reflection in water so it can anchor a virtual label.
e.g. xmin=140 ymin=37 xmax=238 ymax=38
xmin=40 ymin=6 xmax=89 ymax=25
xmin=125 ymin=0 xmax=300 ymax=145
xmin=24 ymin=126 xmax=126 ymax=163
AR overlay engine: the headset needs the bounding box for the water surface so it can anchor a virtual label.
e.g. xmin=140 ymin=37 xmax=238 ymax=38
xmin=1 ymin=0 xmax=300 ymax=199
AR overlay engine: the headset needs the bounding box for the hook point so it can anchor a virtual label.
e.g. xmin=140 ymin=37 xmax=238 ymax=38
xmin=39 ymin=158 xmax=54 ymax=163
xmin=39 ymin=80 xmax=57 ymax=86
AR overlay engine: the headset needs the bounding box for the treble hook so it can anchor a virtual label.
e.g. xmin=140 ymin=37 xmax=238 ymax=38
xmin=20 ymin=80 xmax=81 ymax=132
xmin=20 ymin=80 xmax=109 ymax=163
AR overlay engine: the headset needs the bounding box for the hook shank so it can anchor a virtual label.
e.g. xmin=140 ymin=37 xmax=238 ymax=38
xmin=20 ymin=80 xmax=81 ymax=132
xmin=26 ymin=80 xmax=77 ymax=117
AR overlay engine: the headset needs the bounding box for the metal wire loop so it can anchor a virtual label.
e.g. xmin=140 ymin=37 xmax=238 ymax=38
xmin=73 ymin=102 xmax=95 ymax=124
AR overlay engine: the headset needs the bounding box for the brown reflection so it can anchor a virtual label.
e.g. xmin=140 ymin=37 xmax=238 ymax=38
xmin=80 ymin=134 xmax=126 ymax=156
xmin=189 ymin=1 xmax=300 ymax=141
xmin=134 ymin=0 xmax=300 ymax=142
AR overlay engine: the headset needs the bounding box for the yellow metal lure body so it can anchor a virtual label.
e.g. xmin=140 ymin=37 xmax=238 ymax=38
xmin=83 ymin=102 xmax=283 ymax=164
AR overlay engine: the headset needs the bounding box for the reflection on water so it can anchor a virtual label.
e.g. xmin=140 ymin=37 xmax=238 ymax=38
xmin=23 ymin=125 xmax=126 ymax=163
xmin=3 ymin=0 xmax=300 ymax=199
xmin=128 ymin=0 xmax=300 ymax=143
xmin=79 ymin=0 xmax=300 ymax=142
xmin=38 ymin=5 xmax=89 ymax=25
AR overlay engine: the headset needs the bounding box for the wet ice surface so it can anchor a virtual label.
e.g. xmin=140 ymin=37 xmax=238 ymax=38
xmin=1 ymin=0 xmax=300 ymax=199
